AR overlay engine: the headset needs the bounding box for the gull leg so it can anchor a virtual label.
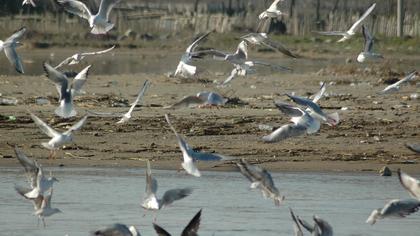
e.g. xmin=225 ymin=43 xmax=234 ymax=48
xmin=37 ymin=217 xmax=40 ymax=227
xmin=42 ymin=217 xmax=46 ymax=228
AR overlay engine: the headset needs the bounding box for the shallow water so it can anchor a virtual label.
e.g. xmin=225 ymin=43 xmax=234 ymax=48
xmin=2 ymin=167 xmax=419 ymax=236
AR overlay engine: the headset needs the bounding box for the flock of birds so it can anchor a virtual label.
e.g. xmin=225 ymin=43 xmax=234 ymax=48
xmin=5 ymin=0 xmax=420 ymax=235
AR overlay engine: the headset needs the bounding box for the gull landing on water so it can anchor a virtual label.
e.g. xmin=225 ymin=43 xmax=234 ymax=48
xmin=357 ymin=25 xmax=383 ymax=63
xmin=116 ymin=80 xmax=150 ymax=124
xmin=57 ymin=0 xmax=121 ymax=35
xmin=55 ymin=45 xmax=115 ymax=69
xmin=315 ymin=3 xmax=376 ymax=42
xmin=0 ymin=27 xmax=26 ymax=74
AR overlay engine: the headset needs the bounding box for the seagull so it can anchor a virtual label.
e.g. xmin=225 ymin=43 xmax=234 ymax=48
xmin=0 ymin=27 xmax=26 ymax=73
xmin=141 ymin=160 xmax=193 ymax=212
xmin=379 ymin=70 xmax=417 ymax=94
xmin=259 ymin=0 xmax=285 ymax=20
xmin=366 ymin=198 xmax=420 ymax=225
xmin=262 ymin=102 xmax=320 ymax=143
xmin=29 ymin=112 xmax=88 ymax=158
xmin=21 ymin=163 xmax=58 ymax=199
xmin=285 ymin=83 xmax=339 ymax=126
xmin=174 ymin=32 xmax=211 ymax=78
xmin=55 ymin=45 xmax=115 ymax=69
xmin=164 ymin=91 xmax=227 ymax=109
xmin=357 ymin=25 xmax=383 ymax=63
xmin=44 ymin=62 xmax=91 ymax=118
xmin=23 ymin=0 xmax=36 ymax=7
xmin=236 ymin=159 xmax=285 ymax=206
xmin=315 ymin=3 xmax=376 ymax=42
xmin=289 ymin=208 xmax=303 ymax=236
xmin=116 ymin=80 xmax=150 ymax=124
xmin=296 ymin=215 xmax=333 ymax=236
xmin=34 ymin=188 xmax=62 ymax=228
xmin=93 ymin=223 xmax=141 ymax=236
xmin=398 ymin=169 xmax=420 ymax=200
xmin=57 ymin=0 xmax=121 ymax=34
xmin=240 ymin=33 xmax=297 ymax=58
xmin=152 ymin=209 xmax=201 ymax=236
xmin=405 ymin=143 xmax=420 ymax=154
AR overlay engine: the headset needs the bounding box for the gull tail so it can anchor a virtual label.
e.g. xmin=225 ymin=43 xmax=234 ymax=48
xmin=91 ymin=22 xmax=114 ymax=35
xmin=55 ymin=101 xmax=77 ymax=118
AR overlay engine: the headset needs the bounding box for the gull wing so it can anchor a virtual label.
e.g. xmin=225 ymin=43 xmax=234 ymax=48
xmin=186 ymin=32 xmax=211 ymax=53
xmin=164 ymin=96 xmax=205 ymax=109
xmin=193 ymin=49 xmax=228 ymax=60
xmin=43 ymin=62 xmax=68 ymax=100
xmin=297 ymin=216 xmax=315 ymax=233
xmin=94 ymin=224 xmax=134 ymax=236
xmin=181 ymin=209 xmax=201 ymax=236
xmin=153 ymin=224 xmax=172 ymax=236
xmin=160 ymin=188 xmax=192 ymax=208
xmin=268 ymin=0 xmax=282 ymax=11
xmin=4 ymin=44 xmax=24 ymax=74
xmin=98 ymin=0 xmax=121 ymax=20
xmin=5 ymin=27 xmax=26 ymax=44
xmin=311 ymin=82 xmax=326 ymax=104
xmin=80 ymin=45 xmax=115 ymax=56
xmin=15 ymin=185 xmax=43 ymax=210
xmin=398 ymin=169 xmax=420 ymax=199
xmin=14 ymin=146 xmax=39 ymax=187
xmin=314 ymin=31 xmax=347 ymax=36
xmin=262 ymin=123 xmax=307 ymax=143
xmin=145 ymin=160 xmax=158 ymax=197
xmin=64 ymin=115 xmax=88 ymax=135
xmin=57 ymin=0 xmax=92 ymax=20
xmin=313 ymin=215 xmax=333 ymax=236
xmin=380 ymin=70 xmax=417 ymax=94
xmin=260 ymin=38 xmax=297 ymax=58
xmin=348 ymin=3 xmax=376 ymax=34
xmin=221 ymin=67 xmax=239 ymax=86
xmin=246 ymin=60 xmax=292 ymax=72
xmin=236 ymin=159 xmax=256 ymax=183
xmin=71 ymin=65 xmax=91 ymax=96
xmin=406 ymin=143 xmax=420 ymax=154
xmin=54 ymin=56 xmax=73 ymax=69
xmin=126 ymin=80 xmax=150 ymax=115
xmin=362 ymin=25 xmax=373 ymax=52
xmin=289 ymin=208 xmax=304 ymax=236
xmin=274 ymin=101 xmax=305 ymax=117
xmin=286 ymin=94 xmax=325 ymax=116
xmin=29 ymin=112 xmax=60 ymax=138
xmin=382 ymin=199 xmax=420 ymax=217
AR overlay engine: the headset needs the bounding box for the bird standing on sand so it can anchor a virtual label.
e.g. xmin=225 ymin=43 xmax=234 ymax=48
xmin=57 ymin=0 xmax=121 ymax=34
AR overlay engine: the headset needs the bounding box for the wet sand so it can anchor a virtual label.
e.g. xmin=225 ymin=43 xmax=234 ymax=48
xmin=0 ymin=49 xmax=419 ymax=174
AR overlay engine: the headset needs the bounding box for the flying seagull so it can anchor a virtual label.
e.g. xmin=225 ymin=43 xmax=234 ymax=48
xmin=23 ymin=0 xmax=36 ymax=7
xmin=93 ymin=223 xmax=141 ymax=236
xmin=153 ymin=209 xmax=201 ymax=236
xmin=240 ymin=33 xmax=297 ymax=58
xmin=29 ymin=112 xmax=88 ymax=158
xmin=262 ymin=102 xmax=320 ymax=143
xmin=315 ymin=3 xmax=376 ymax=42
xmin=378 ymin=70 xmax=417 ymax=94
xmin=398 ymin=169 xmax=420 ymax=200
xmin=164 ymin=91 xmax=227 ymax=109
xmin=236 ymin=158 xmax=285 ymax=206
xmin=259 ymin=0 xmax=285 ymax=20
xmin=20 ymin=163 xmax=58 ymax=199
xmin=357 ymin=25 xmax=383 ymax=63
xmin=405 ymin=143 xmax=420 ymax=154
xmin=366 ymin=198 xmax=420 ymax=225
xmin=57 ymin=0 xmax=121 ymax=34
xmin=174 ymin=32 xmax=211 ymax=78
xmin=0 ymin=27 xmax=26 ymax=73
xmin=44 ymin=62 xmax=91 ymax=118
xmin=34 ymin=188 xmax=62 ymax=228
xmin=55 ymin=45 xmax=115 ymax=69
xmin=141 ymin=160 xmax=193 ymax=212
xmin=117 ymin=80 xmax=150 ymax=124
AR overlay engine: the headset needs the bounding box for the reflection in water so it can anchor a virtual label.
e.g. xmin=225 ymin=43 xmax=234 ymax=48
xmin=1 ymin=167 xmax=419 ymax=236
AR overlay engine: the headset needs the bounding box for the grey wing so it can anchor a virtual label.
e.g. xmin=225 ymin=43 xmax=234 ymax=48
xmin=256 ymin=18 xmax=271 ymax=34
xmin=398 ymin=70 xmax=417 ymax=85
xmin=262 ymin=123 xmax=307 ymax=143
xmin=311 ymin=82 xmax=326 ymax=104
xmin=65 ymin=115 xmax=88 ymax=134
xmin=273 ymin=101 xmax=305 ymax=117
xmin=348 ymin=3 xmax=376 ymax=33
xmin=249 ymin=60 xmax=292 ymax=72
xmin=98 ymin=0 xmax=121 ymax=20
xmin=54 ymin=56 xmax=73 ymax=69
xmin=43 ymin=62 xmax=68 ymax=99
xmin=405 ymin=143 xmax=420 ymax=154
xmin=221 ymin=67 xmax=239 ymax=86
xmin=14 ymin=146 xmax=38 ymax=174
xmin=181 ymin=209 xmax=201 ymax=236
xmin=4 ymin=45 xmax=24 ymax=74
xmin=297 ymin=216 xmax=315 ymax=233
xmin=314 ymin=31 xmax=346 ymax=36
xmin=81 ymin=45 xmax=116 ymax=56
xmin=194 ymin=49 xmax=228 ymax=60
xmin=160 ymin=188 xmax=193 ymax=208
xmin=260 ymin=38 xmax=298 ymax=58
xmin=128 ymin=80 xmax=150 ymax=114
xmin=57 ymin=0 xmax=92 ymax=20
xmin=236 ymin=159 xmax=256 ymax=183
xmin=164 ymin=96 xmax=205 ymax=109
xmin=145 ymin=160 xmax=158 ymax=195
xmin=289 ymin=208 xmax=304 ymax=236
xmin=71 ymin=65 xmax=91 ymax=96
xmin=5 ymin=27 xmax=27 ymax=43
xmin=313 ymin=216 xmax=333 ymax=236
xmin=286 ymin=94 xmax=324 ymax=115
xmin=93 ymin=223 xmax=132 ymax=236
xmin=15 ymin=185 xmax=43 ymax=210
xmin=362 ymin=25 xmax=373 ymax=52
xmin=398 ymin=169 xmax=420 ymax=199
xmin=186 ymin=31 xmax=211 ymax=53
xmin=383 ymin=199 xmax=420 ymax=217
xmin=153 ymin=223 xmax=171 ymax=236
xmin=29 ymin=112 xmax=60 ymax=138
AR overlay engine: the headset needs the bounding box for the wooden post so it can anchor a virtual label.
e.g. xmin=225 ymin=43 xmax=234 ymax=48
xmin=397 ymin=0 xmax=404 ymax=37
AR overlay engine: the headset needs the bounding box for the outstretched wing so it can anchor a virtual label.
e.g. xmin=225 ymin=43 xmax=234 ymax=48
xmin=127 ymin=80 xmax=150 ymax=114
xmin=311 ymin=82 xmax=326 ymax=104
xmin=65 ymin=115 xmax=88 ymax=134
xmin=398 ymin=169 xmax=420 ymax=199
xmin=160 ymin=188 xmax=192 ymax=208
xmin=153 ymin=223 xmax=172 ymax=236
xmin=289 ymin=208 xmax=304 ymax=236
xmin=181 ymin=209 xmax=202 ymax=236
xmin=164 ymin=96 xmax=205 ymax=109
xmin=71 ymin=65 xmax=91 ymax=96
xmin=348 ymin=3 xmax=376 ymax=34
xmin=186 ymin=32 xmax=211 ymax=53
xmin=314 ymin=31 xmax=346 ymax=36
xmin=80 ymin=45 xmax=116 ymax=56
xmin=57 ymin=0 xmax=92 ymax=20
xmin=5 ymin=27 xmax=27 ymax=44
xmin=43 ymin=62 xmax=68 ymax=100
xmin=98 ymin=0 xmax=121 ymax=20
xmin=274 ymin=101 xmax=305 ymax=117
xmin=29 ymin=112 xmax=60 ymax=138
xmin=4 ymin=45 xmax=24 ymax=74
xmin=362 ymin=25 xmax=373 ymax=52
xmin=262 ymin=123 xmax=307 ymax=143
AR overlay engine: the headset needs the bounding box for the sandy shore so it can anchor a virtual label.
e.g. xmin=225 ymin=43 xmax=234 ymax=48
xmin=0 ymin=48 xmax=419 ymax=174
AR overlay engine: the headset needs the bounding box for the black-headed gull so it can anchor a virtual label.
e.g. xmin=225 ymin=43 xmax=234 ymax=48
xmin=141 ymin=160 xmax=192 ymax=212
xmin=398 ymin=169 xmax=420 ymax=200
xmin=55 ymin=45 xmax=115 ymax=69
xmin=93 ymin=223 xmax=141 ymax=236
xmin=29 ymin=112 xmax=88 ymax=158
xmin=57 ymin=0 xmax=121 ymax=34
xmin=379 ymin=70 xmax=417 ymax=94
xmin=44 ymin=62 xmax=91 ymax=118
xmin=117 ymin=80 xmax=150 ymax=124
xmin=0 ymin=27 xmax=26 ymax=73
xmin=174 ymin=32 xmax=211 ymax=78
xmin=262 ymin=102 xmax=320 ymax=143
xmin=153 ymin=209 xmax=201 ymax=236
xmin=236 ymin=159 xmax=285 ymax=206
xmin=316 ymin=3 xmax=376 ymax=42
xmin=357 ymin=25 xmax=383 ymax=63
xmin=241 ymin=32 xmax=297 ymax=58
xmin=366 ymin=198 xmax=420 ymax=225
